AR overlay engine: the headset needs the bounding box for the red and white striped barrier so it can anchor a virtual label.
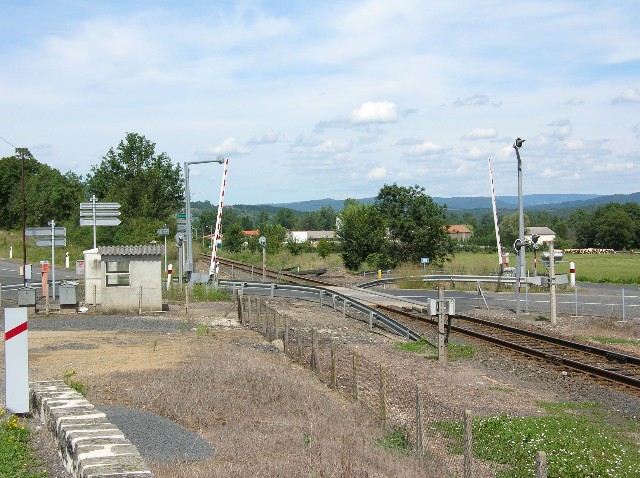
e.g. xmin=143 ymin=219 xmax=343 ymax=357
xmin=4 ymin=307 xmax=29 ymax=413
xmin=569 ymin=262 xmax=575 ymax=287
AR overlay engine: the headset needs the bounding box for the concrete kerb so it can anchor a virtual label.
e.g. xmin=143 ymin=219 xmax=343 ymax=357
xmin=29 ymin=380 xmax=155 ymax=478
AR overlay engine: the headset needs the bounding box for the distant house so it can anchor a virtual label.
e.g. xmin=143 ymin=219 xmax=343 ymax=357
xmin=286 ymin=230 xmax=335 ymax=246
xmin=242 ymin=230 xmax=260 ymax=237
xmin=84 ymin=245 xmax=163 ymax=313
xmin=447 ymin=225 xmax=472 ymax=242
xmin=525 ymin=226 xmax=556 ymax=245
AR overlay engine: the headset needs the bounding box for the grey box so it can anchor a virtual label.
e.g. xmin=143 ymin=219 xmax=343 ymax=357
xmin=18 ymin=287 xmax=36 ymax=306
xmin=59 ymin=284 xmax=78 ymax=305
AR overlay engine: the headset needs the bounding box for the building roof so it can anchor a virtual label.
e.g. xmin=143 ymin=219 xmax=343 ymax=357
xmin=307 ymin=230 xmax=335 ymax=239
xmin=447 ymin=225 xmax=471 ymax=234
xmin=98 ymin=245 xmax=164 ymax=256
xmin=526 ymin=226 xmax=556 ymax=236
xmin=242 ymin=230 xmax=260 ymax=236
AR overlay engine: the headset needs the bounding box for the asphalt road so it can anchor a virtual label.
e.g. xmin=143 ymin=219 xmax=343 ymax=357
xmin=0 ymin=258 xmax=78 ymax=301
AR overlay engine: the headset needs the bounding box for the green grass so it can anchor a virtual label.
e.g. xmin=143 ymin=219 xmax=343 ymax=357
xmin=63 ymin=370 xmax=88 ymax=396
xmin=576 ymin=336 xmax=640 ymax=347
xmin=394 ymin=251 xmax=640 ymax=285
xmin=434 ymin=401 xmax=640 ymax=477
xmin=394 ymin=338 xmax=475 ymax=360
xmin=374 ymin=427 xmax=413 ymax=456
xmin=0 ymin=411 xmax=47 ymax=478
xmin=167 ymin=284 xmax=230 ymax=302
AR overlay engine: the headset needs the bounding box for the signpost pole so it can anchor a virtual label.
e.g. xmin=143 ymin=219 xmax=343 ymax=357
xmin=50 ymin=220 xmax=55 ymax=300
xmin=91 ymin=194 xmax=97 ymax=249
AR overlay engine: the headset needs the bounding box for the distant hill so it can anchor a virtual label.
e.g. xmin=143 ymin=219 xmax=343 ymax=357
xmin=249 ymin=193 xmax=639 ymax=213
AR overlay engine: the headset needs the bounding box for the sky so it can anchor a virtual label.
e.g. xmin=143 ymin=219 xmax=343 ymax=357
xmin=1 ymin=1 xmax=639 ymax=206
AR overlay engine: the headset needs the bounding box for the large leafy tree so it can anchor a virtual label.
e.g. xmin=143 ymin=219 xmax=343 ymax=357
xmin=375 ymin=184 xmax=454 ymax=266
xmin=336 ymin=200 xmax=386 ymax=270
xmin=0 ymin=149 xmax=85 ymax=229
xmin=87 ymin=133 xmax=183 ymax=222
xmin=86 ymin=133 xmax=184 ymax=244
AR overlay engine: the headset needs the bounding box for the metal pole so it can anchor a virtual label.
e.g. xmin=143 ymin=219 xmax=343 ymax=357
xmin=262 ymin=246 xmax=266 ymax=282
xmin=622 ymin=288 xmax=626 ymax=322
xmin=50 ymin=220 xmax=55 ymax=300
xmin=550 ymin=240 xmax=557 ymax=324
xmin=163 ymin=229 xmax=167 ymax=279
xmin=91 ymin=194 xmax=97 ymax=249
xmin=20 ymin=149 xmax=27 ymax=286
xmin=514 ymin=140 xmax=525 ymax=317
xmin=184 ymin=162 xmax=192 ymax=279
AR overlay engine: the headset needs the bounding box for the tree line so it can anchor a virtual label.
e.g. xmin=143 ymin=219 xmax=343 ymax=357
xmin=2 ymin=132 xmax=638 ymax=270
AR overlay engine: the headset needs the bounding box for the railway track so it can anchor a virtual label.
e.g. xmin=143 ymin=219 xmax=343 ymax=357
xmin=378 ymin=304 xmax=640 ymax=393
xmin=211 ymin=255 xmax=640 ymax=393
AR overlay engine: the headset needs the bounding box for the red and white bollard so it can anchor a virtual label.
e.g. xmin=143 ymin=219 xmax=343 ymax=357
xmin=570 ymin=262 xmax=576 ymax=287
xmin=167 ymin=264 xmax=173 ymax=290
xmin=4 ymin=307 xmax=29 ymax=413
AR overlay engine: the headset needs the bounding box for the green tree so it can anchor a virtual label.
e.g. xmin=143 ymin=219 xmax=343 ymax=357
xmin=316 ymin=238 xmax=333 ymax=258
xmin=259 ymin=223 xmax=286 ymax=254
xmin=222 ymin=222 xmax=246 ymax=253
xmin=86 ymin=133 xmax=184 ymax=235
xmin=593 ymin=205 xmax=634 ymax=250
xmin=336 ymin=201 xmax=386 ymax=270
xmin=274 ymin=208 xmax=298 ymax=229
xmin=375 ymin=184 xmax=454 ymax=266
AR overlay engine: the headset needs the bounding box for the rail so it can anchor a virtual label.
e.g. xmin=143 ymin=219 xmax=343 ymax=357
xmin=219 ymin=279 xmax=421 ymax=341
xmin=358 ymin=274 xmax=568 ymax=288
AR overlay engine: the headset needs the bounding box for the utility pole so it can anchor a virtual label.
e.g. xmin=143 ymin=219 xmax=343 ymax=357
xmin=20 ymin=148 xmax=26 ymax=286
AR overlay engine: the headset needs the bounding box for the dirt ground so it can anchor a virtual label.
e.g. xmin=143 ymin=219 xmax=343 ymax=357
xmin=4 ymin=298 xmax=640 ymax=477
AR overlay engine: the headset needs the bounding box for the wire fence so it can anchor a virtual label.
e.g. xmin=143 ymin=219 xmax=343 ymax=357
xmin=236 ymin=293 xmax=551 ymax=477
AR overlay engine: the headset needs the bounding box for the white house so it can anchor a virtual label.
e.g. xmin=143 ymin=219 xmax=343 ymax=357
xmin=525 ymin=226 xmax=556 ymax=245
xmin=84 ymin=245 xmax=164 ymax=312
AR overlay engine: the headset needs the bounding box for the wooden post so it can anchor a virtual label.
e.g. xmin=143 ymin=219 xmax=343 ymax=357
xmin=415 ymin=385 xmax=424 ymax=456
xmin=185 ymin=282 xmax=189 ymax=315
xmin=352 ymin=352 xmax=359 ymax=401
xmin=138 ymin=285 xmax=143 ymax=315
xmin=274 ymin=312 xmax=279 ymax=341
xmin=535 ymin=451 xmax=548 ymax=478
xmin=343 ymin=299 xmax=347 ymax=319
xmin=93 ymin=284 xmax=97 ymax=314
xmin=284 ymin=316 xmax=289 ymax=356
xmin=240 ymin=295 xmax=245 ymax=325
xmin=369 ymin=311 xmax=374 ymax=331
xmin=297 ymin=330 xmax=302 ymax=364
xmin=330 ymin=343 xmax=337 ymax=389
xmin=311 ymin=329 xmax=319 ymax=373
xmin=463 ymin=410 xmax=473 ymax=478
xmin=379 ymin=365 xmax=387 ymax=427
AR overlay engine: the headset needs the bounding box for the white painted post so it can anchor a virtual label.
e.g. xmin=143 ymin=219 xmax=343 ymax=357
xmin=9 ymin=246 xmax=13 ymax=259
xmin=4 ymin=307 xmax=29 ymax=413
xmin=65 ymin=251 xmax=70 ymax=269
xmin=167 ymin=263 xmax=173 ymax=291
xmin=569 ymin=262 xmax=575 ymax=287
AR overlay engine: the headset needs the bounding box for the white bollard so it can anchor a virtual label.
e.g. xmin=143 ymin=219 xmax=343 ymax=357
xmin=569 ymin=262 xmax=575 ymax=287
xmin=9 ymin=246 xmax=13 ymax=259
xmin=4 ymin=307 xmax=29 ymax=413
xmin=167 ymin=263 xmax=173 ymax=290
xmin=65 ymin=251 xmax=70 ymax=269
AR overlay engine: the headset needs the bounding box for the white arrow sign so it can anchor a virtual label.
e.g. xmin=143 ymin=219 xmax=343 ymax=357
xmin=80 ymin=202 xmax=121 ymax=210
xmin=80 ymin=218 xmax=121 ymax=227
xmin=25 ymin=227 xmax=66 ymax=237
xmin=36 ymin=238 xmax=67 ymax=247
xmin=80 ymin=210 xmax=122 ymax=217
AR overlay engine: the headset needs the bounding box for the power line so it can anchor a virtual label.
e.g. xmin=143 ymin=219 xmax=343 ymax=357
xmin=0 ymin=135 xmax=18 ymax=149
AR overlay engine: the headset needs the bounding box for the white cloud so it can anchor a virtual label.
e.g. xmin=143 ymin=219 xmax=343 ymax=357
xmin=592 ymin=162 xmax=634 ymax=172
xmin=406 ymin=141 xmax=449 ymax=156
xmin=367 ymin=167 xmax=387 ymax=180
xmin=206 ymin=138 xmax=252 ymax=155
xmin=462 ymin=128 xmax=498 ymax=140
xmin=612 ymin=87 xmax=640 ymax=104
xmin=350 ymin=101 xmax=398 ymax=124
xmin=541 ymin=168 xmax=561 ymax=178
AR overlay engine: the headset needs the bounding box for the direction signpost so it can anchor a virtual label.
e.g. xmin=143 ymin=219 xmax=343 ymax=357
xmin=157 ymin=226 xmax=169 ymax=277
xmin=25 ymin=221 xmax=66 ymax=300
xmin=80 ymin=195 xmax=121 ymax=248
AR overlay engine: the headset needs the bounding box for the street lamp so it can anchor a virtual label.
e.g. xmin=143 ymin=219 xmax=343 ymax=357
xmin=184 ymin=157 xmax=225 ymax=283
xmin=513 ymin=138 xmax=526 ymax=317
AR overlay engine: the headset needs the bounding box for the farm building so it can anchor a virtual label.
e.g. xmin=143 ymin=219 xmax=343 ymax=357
xmin=447 ymin=225 xmax=472 ymax=241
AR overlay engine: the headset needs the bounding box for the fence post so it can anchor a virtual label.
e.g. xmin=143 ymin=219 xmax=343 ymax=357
xmin=185 ymin=283 xmax=189 ymax=315
xmin=343 ymin=299 xmax=347 ymax=319
xmin=330 ymin=343 xmax=336 ymax=389
xmin=270 ymin=283 xmax=275 ymax=299
xmin=138 ymin=285 xmax=143 ymax=315
xmin=575 ymin=284 xmax=579 ymax=317
xmin=93 ymin=284 xmax=97 ymax=314
xmin=463 ymin=410 xmax=473 ymax=478
xmin=352 ymin=352 xmax=359 ymax=402
xmin=319 ymin=290 xmax=323 ymax=307
xmin=284 ymin=316 xmax=289 ymax=356
xmin=369 ymin=311 xmax=374 ymax=331
xmin=622 ymin=288 xmax=626 ymax=322
xmin=297 ymin=329 xmax=302 ymax=364
xmin=535 ymin=450 xmax=548 ymax=478
xmin=379 ymin=365 xmax=387 ymax=427
xmin=274 ymin=312 xmax=280 ymax=341
xmin=415 ymin=385 xmax=423 ymax=456
xmin=311 ymin=329 xmax=319 ymax=373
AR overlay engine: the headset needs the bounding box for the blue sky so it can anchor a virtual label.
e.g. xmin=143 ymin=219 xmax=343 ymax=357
xmin=1 ymin=1 xmax=639 ymax=206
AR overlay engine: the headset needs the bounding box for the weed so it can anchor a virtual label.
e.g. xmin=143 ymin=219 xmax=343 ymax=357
xmin=435 ymin=402 xmax=640 ymax=477
xmin=394 ymin=337 xmax=432 ymax=355
xmin=577 ymin=336 xmax=640 ymax=347
xmin=152 ymin=339 xmax=157 ymax=351
xmin=302 ymin=431 xmax=312 ymax=447
xmin=196 ymin=323 xmax=210 ymax=337
xmin=0 ymin=410 xmax=47 ymax=478
xmin=374 ymin=427 xmax=412 ymax=456
xmin=63 ymin=369 xmax=88 ymax=397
